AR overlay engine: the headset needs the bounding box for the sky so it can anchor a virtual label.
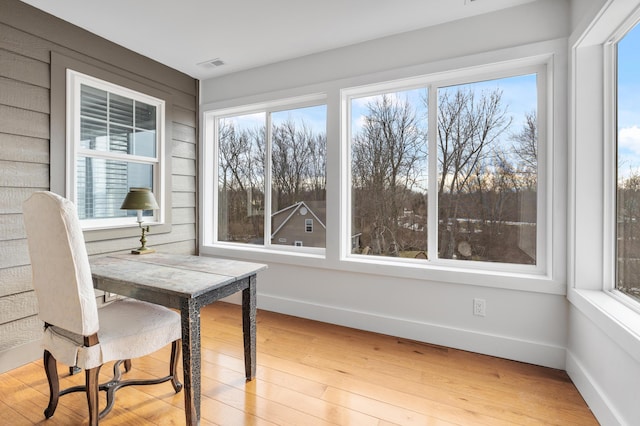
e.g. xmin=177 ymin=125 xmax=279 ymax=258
xmin=350 ymin=73 xmax=537 ymax=153
xmin=618 ymin=22 xmax=640 ymax=179
xmin=220 ymin=32 xmax=640 ymax=184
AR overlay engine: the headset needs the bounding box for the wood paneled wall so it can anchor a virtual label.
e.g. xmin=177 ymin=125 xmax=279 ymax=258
xmin=0 ymin=0 xmax=198 ymax=372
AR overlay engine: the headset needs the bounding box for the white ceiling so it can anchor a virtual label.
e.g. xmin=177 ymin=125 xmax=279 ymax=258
xmin=20 ymin=0 xmax=537 ymax=80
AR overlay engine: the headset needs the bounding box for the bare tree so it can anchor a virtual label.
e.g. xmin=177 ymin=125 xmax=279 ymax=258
xmin=436 ymin=87 xmax=512 ymax=259
xmin=352 ymin=93 xmax=426 ymax=255
xmin=271 ymin=118 xmax=325 ymax=209
xmin=510 ymin=110 xmax=538 ymax=190
xmin=618 ymin=170 xmax=640 ymax=297
xmin=307 ymin=132 xmax=327 ymax=201
xmin=218 ymin=121 xmax=265 ymax=242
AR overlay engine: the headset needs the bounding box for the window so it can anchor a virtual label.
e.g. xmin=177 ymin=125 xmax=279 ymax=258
xmin=202 ymin=54 xmax=555 ymax=285
xmin=211 ymin=97 xmax=327 ymax=252
xmin=347 ymin=69 xmax=543 ymax=271
xmin=66 ymin=70 xmax=165 ymax=229
xmin=616 ymin=21 xmax=640 ymax=304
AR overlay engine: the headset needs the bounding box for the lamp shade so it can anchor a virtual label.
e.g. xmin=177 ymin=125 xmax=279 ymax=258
xmin=120 ymin=187 xmax=159 ymax=211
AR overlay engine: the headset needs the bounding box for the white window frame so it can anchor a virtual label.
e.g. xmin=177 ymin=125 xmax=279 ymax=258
xmin=342 ymin=60 xmax=550 ymax=277
xmin=202 ymin=93 xmax=327 ymax=256
xmin=305 ymin=218 xmax=313 ymax=233
xmin=605 ymin=12 xmax=640 ymax=311
xmin=66 ymin=69 xmax=166 ymax=230
xmin=568 ymin=0 xmax=640 ymax=364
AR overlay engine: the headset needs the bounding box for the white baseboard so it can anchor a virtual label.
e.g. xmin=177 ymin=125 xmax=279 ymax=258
xmin=258 ymin=293 xmax=566 ymax=369
xmin=566 ymin=351 xmax=621 ymax=426
xmin=0 ymin=340 xmax=41 ymax=374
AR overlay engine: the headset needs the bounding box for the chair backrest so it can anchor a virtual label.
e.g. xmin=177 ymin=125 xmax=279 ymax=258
xmin=23 ymin=191 xmax=99 ymax=336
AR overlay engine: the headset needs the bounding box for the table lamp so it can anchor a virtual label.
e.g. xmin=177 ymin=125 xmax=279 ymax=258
xmin=120 ymin=187 xmax=159 ymax=254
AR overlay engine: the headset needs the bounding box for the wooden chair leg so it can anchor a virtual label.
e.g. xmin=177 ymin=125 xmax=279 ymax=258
xmin=170 ymin=340 xmax=183 ymax=393
xmin=43 ymin=350 xmax=59 ymax=419
xmin=85 ymin=365 xmax=101 ymax=426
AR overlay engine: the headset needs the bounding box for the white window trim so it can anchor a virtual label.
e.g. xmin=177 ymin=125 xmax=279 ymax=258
xmin=568 ymin=0 xmax=640 ymax=361
xmin=201 ymin=39 xmax=566 ymax=294
xmin=66 ymin=69 xmax=166 ymax=231
xmin=605 ymin=13 xmax=640 ymax=314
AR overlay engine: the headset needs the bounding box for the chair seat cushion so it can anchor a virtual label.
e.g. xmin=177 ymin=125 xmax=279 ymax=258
xmin=42 ymin=299 xmax=181 ymax=369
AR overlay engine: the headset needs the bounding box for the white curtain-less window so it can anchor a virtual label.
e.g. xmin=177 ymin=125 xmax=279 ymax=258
xmin=67 ymin=70 xmax=165 ymax=229
xmin=616 ymin=21 xmax=640 ymax=304
xmin=203 ymin=57 xmax=552 ymax=281
xmin=347 ymin=67 xmax=544 ymax=273
xmin=214 ymin=100 xmax=327 ymax=253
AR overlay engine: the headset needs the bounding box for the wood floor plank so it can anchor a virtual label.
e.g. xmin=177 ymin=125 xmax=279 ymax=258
xmin=202 ymin=361 xmax=380 ymax=426
xmin=201 ymin=330 xmax=587 ymax=425
xmin=0 ymin=302 xmax=598 ymax=425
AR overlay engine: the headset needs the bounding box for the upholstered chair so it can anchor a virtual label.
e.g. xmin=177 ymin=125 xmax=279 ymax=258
xmin=23 ymin=191 xmax=183 ymax=425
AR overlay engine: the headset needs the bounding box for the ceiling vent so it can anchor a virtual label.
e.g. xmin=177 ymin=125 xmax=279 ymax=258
xmin=197 ymin=58 xmax=225 ymax=68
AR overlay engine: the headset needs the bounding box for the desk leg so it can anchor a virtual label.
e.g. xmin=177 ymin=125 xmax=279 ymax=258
xmin=242 ymin=274 xmax=257 ymax=380
xmin=181 ymin=300 xmax=200 ymax=425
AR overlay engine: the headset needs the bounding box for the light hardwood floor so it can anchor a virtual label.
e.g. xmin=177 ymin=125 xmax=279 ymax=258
xmin=0 ymin=302 xmax=597 ymax=425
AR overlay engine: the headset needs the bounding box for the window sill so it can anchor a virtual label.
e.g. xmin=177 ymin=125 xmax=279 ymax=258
xmin=568 ymin=288 xmax=640 ymax=364
xmin=201 ymin=243 xmax=565 ymax=294
xmin=83 ymin=221 xmax=170 ymax=242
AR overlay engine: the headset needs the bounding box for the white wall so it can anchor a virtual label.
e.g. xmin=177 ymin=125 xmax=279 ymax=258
xmin=201 ymin=0 xmax=571 ymax=369
xmin=202 ymin=0 xmax=569 ymax=103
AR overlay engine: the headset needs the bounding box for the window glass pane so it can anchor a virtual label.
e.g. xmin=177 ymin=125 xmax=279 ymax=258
xmin=136 ymin=101 xmax=156 ymax=130
xmin=109 ymin=93 xmax=134 ymax=126
xmin=217 ymin=113 xmax=266 ymax=244
xmin=133 ymin=129 xmax=157 ymax=157
xmin=76 ymin=156 xmax=153 ymax=220
xmin=350 ymin=89 xmax=428 ymax=258
xmin=617 ymin=22 xmax=640 ymax=302
xmin=80 ymin=85 xmax=107 ymax=121
xmin=271 ymin=105 xmax=327 ymax=248
xmin=80 ymin=87 xmax=156 ymax=158
xmin=109 ymin=124 xmax=131 ymax=153
xmin=437 ymin=74 xmax=537 ymax=264
xmin=80 ymin=118 xmax=107 ymax=150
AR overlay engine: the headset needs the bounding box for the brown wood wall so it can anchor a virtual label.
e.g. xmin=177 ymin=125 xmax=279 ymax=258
xmin=0 ymin=0 xmax=198 ymax=371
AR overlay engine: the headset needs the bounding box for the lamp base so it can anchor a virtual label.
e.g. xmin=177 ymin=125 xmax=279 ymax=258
xmin=131 ymin=247 xmax=155 ymax=255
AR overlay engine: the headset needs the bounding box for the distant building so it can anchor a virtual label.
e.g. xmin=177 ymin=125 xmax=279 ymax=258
xmin=271 ymin=201 xmax=326 ymax=247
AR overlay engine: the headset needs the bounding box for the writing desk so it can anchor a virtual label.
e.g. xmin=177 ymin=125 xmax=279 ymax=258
xmin=90 ymin=253 xmax=267 ymax=425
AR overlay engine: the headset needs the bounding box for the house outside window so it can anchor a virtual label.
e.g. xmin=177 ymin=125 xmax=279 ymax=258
xmin=66 ymin=70 xmax=165 ymax=230
xmin=346 ymin=67 xmax=544 ymax=273
xmin=209 ymin=97 xmax=327 ymax=252
xmin=616 ymin=20 xmax=640 ymax=304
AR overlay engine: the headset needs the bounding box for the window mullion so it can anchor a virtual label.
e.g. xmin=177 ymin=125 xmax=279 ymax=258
xmin=76 ymin=148 xmax=158 ymax=164
xmin=264 ymin=112 xmax=273 ymax=248
xmin=603 ymin=40 xmax=617 ymax=290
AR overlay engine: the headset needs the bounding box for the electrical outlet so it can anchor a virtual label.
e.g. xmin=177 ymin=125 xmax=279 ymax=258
xmin=473 ymin=298 xmax=486 ymax=316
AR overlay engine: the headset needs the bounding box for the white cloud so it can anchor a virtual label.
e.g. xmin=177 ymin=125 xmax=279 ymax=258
xmin=618 ymin=126 xmax=640 ymax=178
xmin=619 ymin=125 xmax=640 ymax=155
xmin=222 ymin=112 xmax=265 ymax=130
